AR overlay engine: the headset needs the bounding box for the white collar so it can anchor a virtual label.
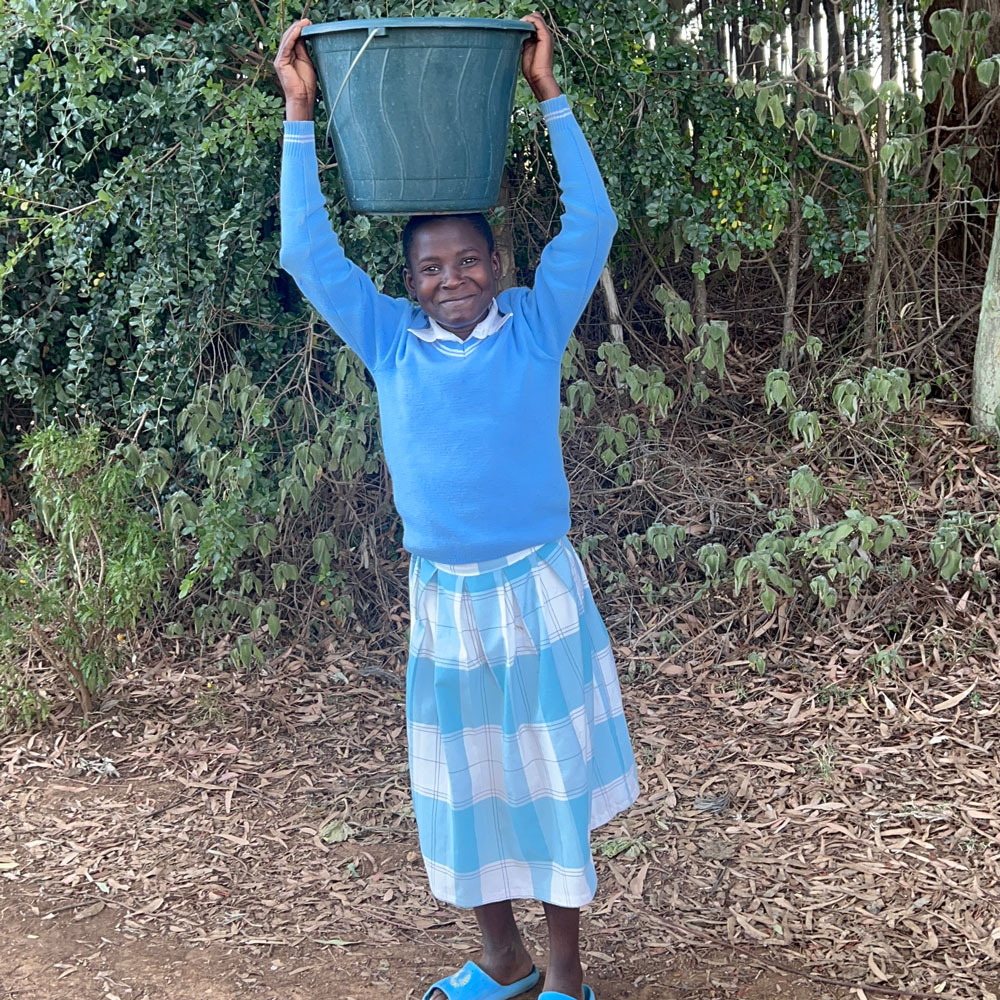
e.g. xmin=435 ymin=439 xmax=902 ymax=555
xmin=408 ymin=298 xmax=510 ymax=344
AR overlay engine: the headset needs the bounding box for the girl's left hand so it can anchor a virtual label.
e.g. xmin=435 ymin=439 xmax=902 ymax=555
xmin=520 ymin=12 xmax=561 ymax=102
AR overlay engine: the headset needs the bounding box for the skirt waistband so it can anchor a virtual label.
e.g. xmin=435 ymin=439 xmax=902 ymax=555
xmin=424 ymin=541 xmax=548 ymax=577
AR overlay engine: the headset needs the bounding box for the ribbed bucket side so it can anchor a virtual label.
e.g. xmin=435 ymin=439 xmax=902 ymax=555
xmin=306 ymin=22 xmax=530 ymax=214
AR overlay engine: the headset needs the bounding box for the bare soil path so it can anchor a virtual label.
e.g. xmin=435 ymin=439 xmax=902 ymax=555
xmin=1 ymin=637 xmax=997 ymax=999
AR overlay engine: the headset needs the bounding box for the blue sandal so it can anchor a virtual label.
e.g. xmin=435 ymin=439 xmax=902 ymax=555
xmin=422 ymin=961 xmax=541 ymax=1000
xmin=539 ymin=988 xmax=596 ymax=1000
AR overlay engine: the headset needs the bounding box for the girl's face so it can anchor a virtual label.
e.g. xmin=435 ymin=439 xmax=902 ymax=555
xmin=404 ymin=218 xmax=501 ymax=338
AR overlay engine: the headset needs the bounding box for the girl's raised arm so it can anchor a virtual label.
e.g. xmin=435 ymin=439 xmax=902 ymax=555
xmin=276 ymin=20 xmax=411 ymax=372
xmin=516 ymin=15 xmax=618 ymax=359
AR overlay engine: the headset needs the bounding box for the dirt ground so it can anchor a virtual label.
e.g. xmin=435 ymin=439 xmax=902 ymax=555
xmin=1 ymin=635 xmax=997 ymax=1000
xmin=0 ymin=885 xmax=832 ymax=1000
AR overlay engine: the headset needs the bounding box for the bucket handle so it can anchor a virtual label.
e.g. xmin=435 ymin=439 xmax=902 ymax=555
xmin=326 ymin=25 xmax=386 ymax=144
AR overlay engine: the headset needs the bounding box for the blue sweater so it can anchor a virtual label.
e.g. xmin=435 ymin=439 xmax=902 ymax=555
xmin=279 ymin=96 xmax=617 ymax=563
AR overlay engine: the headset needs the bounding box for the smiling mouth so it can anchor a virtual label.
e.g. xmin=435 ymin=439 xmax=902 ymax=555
xmin=440 ymin=296 xmax=473 ymax=304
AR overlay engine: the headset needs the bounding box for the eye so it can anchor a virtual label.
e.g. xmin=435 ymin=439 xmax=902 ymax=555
xmin=422 ymin=265 xmax=439 ymax=273
xmin=461 ymin=257 xmax=479 ymax=266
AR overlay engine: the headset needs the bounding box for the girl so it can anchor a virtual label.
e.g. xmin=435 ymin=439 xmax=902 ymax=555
xmin=275 ymin=13 xmax=638 ymax=1000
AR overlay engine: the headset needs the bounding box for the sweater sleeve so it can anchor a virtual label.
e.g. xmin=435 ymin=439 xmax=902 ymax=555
xmin=518 ymin=96 xmax=618 ymax=360
xmin=278 ymin=120 xmax=410 ymax=372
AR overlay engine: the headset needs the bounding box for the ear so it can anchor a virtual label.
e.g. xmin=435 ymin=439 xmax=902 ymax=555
xmin=403 ymin=267 xmax=415 ymax=298
xmin=490 ymin=251 xmax=502 ymax=282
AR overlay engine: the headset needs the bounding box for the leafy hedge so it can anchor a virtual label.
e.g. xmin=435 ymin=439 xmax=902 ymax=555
xmin=2 ymin=1 xmax=997 ymax=722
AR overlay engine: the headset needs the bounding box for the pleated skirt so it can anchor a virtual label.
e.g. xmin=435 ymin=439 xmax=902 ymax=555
xmin=406 ymin=537 xmax=639 ymax=909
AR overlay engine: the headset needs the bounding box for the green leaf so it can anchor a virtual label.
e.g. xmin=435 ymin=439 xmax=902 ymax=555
xmin=976 ymin=57 xmax=998 ymax=87
xmin=939 ymin=548 xmax=962 ymax=581
xmin=929 ymin=9 xmax=962 ymax=52
xmin=795 ymin=108 xmax=817 ymax=140
xmin=942 ymin=82 xmax=956 ymax=113
xmin=768 ymin=94 xmax=785 ymax=128
xmin=877 ymin=80 xmax=900 ymax=102
xmin=756 ymin=89 xmax=770 ymax=126
xmin=702 ymin=338 xmax=718 ymax=371
xmin=971 ymin=185 xmax=988 ymax=218
xmin=839 ymin=124 xmax=860 ymax=156
xmin=923 ymin=70 xmax=941 ymax=103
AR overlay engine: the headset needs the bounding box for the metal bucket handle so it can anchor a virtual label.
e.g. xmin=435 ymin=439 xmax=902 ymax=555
xmin=325 ymin=25 xmax=386 ymax=145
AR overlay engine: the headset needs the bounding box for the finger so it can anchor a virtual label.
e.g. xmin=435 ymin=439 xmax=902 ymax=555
xmin=521 ymin=15 xmax=551 ymax=57
xmin=276 ymin=29 xmax=297 ymax=64
xmin=533 ymin=18 xmax=552 ymax=42
xmin=277 ymin=18 xmax=311 ymax=62
xmin=520 ymin=13 xmax=541 ymax=54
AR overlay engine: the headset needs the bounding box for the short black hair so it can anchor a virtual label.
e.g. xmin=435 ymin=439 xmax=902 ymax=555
xmin=402 ymin=213 xmax=495 ymax=269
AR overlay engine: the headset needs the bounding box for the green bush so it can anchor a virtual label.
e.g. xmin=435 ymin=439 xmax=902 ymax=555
xmin=0 ymin=426 xmax=166 ymax=726
xmin=2 ymin=0 xmax=991 ymax=716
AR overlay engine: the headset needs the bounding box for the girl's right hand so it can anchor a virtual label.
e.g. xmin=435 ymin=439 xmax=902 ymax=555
xmin=520 ymin=12 xmax=561 ymax=102
xmin=274 ymin=18 xmax=317 ymax=118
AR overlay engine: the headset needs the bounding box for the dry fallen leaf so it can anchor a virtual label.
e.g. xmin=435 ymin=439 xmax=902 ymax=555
xmin=319 ymin=819 xmax=355 ymax=844
xmin=2 ymin=602 xmax=998 ymax=1000
xmin=932 ymin=681 xmax=977 ymax=712
xmin=73 ymin=900 xmax=105 ymax=921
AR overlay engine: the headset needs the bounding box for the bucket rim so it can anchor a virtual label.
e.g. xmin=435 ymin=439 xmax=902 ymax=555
xmin=301 ymin=17 xmax=536 ymax=38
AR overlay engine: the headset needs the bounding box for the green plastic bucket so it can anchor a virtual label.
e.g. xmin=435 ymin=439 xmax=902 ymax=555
xmin=302 ymin=18 xmax=534 ymax=215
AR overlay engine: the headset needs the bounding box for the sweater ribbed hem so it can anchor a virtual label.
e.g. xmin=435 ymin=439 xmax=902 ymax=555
xmin=282 ymin=119 xmax=316 ymax=159
xmin=539 ymin=94 xmax=572 ymax=130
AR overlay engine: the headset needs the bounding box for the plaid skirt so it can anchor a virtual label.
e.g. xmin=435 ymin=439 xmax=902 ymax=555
xmin=406 ymin=537 xmax=638 ymax=909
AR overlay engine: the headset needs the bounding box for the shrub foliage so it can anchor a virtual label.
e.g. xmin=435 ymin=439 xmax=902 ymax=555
xmin=2 ymin=0 xmax=998 ymax=722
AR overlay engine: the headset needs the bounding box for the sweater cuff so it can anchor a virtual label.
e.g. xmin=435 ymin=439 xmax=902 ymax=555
xmin=285 ymin=121 xmax=316 ymax=142
xmin=539 ymin=94 xmax=574 ymax=130
xmin=282 ymin=119 xmax=317 ymax=160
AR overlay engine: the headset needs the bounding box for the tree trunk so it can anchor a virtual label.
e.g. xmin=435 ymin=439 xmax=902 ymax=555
xmin=599 ymin=267 xmax=624 ymax=344
xmin=905 ymin=0 xmax=919 ymax=91
xmin=863 ymin=0 xmax=891 ymax=346
xmin=693 ymin=266 xmax=708 ymax=331
xmin=822 ymin=0 xmax=843 ymax=98
xmin=812 ymin=0 xmax=822 ymax=90
xmin=844 ymin=3 xmax=856 ymax=72
xmin=858 ymin=0 xmax=881 ymax=68
xmin=889 ymin=0 xmax=898 ymax=79
xmin=781 ymin=188 xmax=803 ymax=367
xmin=783 ymin=0 xmax=810 ymax=364
xmin=973 ymin=208 xmax=1000 ymax=428
xmin=730 ymin=16 xmax=745 ymax=73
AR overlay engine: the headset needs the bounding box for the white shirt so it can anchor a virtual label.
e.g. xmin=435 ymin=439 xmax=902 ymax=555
xmin=407 ymin=298 xmax=511 ymax=344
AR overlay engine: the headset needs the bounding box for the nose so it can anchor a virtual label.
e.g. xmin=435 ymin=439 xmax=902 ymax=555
xmin=440 ymin=265 xmax=463 ymax=288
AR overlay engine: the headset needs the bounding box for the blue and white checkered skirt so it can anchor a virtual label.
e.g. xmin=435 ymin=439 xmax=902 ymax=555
xmin=406 ymin=537 xmax=639 ymax=909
